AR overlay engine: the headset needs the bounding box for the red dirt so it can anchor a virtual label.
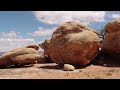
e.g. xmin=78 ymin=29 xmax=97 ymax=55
xmin=0 ymin=62 xmax=120 ymax=79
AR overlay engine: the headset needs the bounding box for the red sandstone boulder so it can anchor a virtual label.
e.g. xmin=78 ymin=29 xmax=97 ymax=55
xmin=101 ymin=19 xmax=120 ymax=54
xmin=49 ymin=21 xmax=100 ymax=66
xmin=39 ymin=39 xmax=53 ymax=63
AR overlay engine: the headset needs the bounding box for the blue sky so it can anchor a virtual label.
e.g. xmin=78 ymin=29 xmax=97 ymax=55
xmin=0 ymin=11 xmax=120 ymax=52
xmin=0 ymin=11 xmax=55 ymax=42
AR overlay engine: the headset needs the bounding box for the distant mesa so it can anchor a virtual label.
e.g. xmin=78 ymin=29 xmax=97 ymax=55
xmin=0 ymin=52 xmax=6 ymax=55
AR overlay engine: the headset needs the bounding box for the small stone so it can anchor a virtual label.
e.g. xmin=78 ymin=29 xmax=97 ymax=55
xmin=103 ymin=64 xmax=107 ymax=66
xmin=63 ymin=64 xmax=75 ymax=71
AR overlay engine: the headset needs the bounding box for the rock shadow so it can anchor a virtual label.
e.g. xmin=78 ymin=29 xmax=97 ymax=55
xmin=39 ymin=63 xmax=91 ymax=70
xmin=0 ymin=64 xmax=34 ymax=69
xmin=92 ymin=53 xmax=120 ymax=67
xmin=39 ymin=64 xmax=63 ymax=70
xmin=75 ymin=64 xmax=92 ymax=69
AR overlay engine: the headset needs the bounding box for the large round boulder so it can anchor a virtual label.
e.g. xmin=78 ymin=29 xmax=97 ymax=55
xmin=49 ymin=21 xmax=100 ymax=66
xmin=101 ymin=19 xmax=120 ymax=54
xmin=104 ymin=20 xmax=120 ymax=34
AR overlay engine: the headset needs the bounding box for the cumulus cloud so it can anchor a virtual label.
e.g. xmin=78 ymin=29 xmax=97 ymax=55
xmin=112 ymin=14 xmax=120 ymax=19
xmin=0 ymin=31 xmax=36 ymax=52
xmin=27 ymin=27 xmax=57 ymax=37
xmin=33 ymin=11 xmax=106 ymax=25
xmin=1 ymin=31 xmax=20 ymax=39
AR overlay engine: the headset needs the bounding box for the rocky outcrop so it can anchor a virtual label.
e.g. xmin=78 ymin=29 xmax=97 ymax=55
xmin=37 ymin=53 xmax=47 ymax=63
xmin=39 ymin=39 xmax=53 ymax=63
xmin=39 ymin=39 xmax=50 ymax=55
xmin=49 ymin=21 xmax=100 ymax=66
xmin=0 ymin=47 xmax=40 ymax=68
xmin=101 ymin=19 xmax=120 ymax=54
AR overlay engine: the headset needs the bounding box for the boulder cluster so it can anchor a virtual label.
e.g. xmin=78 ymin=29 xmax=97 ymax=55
xmin=40 ymin=20 xmax=120 ymax=67
xmin=1 ymin=19 xmax=120 ymax=69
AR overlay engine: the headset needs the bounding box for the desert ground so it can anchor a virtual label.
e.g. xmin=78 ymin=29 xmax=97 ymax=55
xmin=0 ymin=57 xmax=120 ymax=79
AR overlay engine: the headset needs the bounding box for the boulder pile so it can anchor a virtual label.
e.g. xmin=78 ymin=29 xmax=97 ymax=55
xmin=2 ymin=20 xmax=120 ymax=69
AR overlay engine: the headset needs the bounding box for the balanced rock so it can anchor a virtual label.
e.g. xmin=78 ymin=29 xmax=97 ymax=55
xmin=49 ymin=21 xmax=100 ymax=66
xmin=63 ymin=64 xmax=75 ymax=71
xmin=26 ymin=44 xmax=39 ymax=51
xmin=101 ymin=19 xmax=120 ymax=54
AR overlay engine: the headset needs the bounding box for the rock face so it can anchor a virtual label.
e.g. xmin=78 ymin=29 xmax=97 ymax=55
xmin=39 ymin=39 xmax=53 ymax=63
xmin=0 ymin=47 xmax=40 ymax=68
xmin=11 ymin=54 xmax=40 ymax=65
xmin=26 ymin=44 xmax=39 ymax=51
xmin=101 ymin=19 xmax=120 ymax=54
xmin=37 ymin=53 xmax=47 ymax=63
xmin=104 ymin=20 xmax=120 ymax=33
xmin=39 ymin=39 xmax=50 ymax=55
xmin=63 ymin=64 xmax=75 ymax=71
xmin=49 ymin=21 xmax=100 ymax=66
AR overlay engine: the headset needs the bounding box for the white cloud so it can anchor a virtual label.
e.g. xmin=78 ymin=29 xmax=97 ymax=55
xmin=0 ymin=31 xmax=36 ymax=52
xmin=33 ymin=11 xmax=106 ymax=25
xmin=112 ymin=14 xmax=120 ymax=19
xmin=27 ymin=27 xmax=57 ymax=37
xmin=1 ymin=31 xmax=20 ymax=39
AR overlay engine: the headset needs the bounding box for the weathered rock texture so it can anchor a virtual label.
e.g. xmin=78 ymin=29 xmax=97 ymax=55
xmin=37 ymin=53 xmax=47 ymax=63
xmin=101 ymin=19 xmax=120 ymax=54
xmin=0 ymin=47 xmax=40 ymax=68
xmin=49 ymin=21 xmax=100 ymax=66
xmin=39 ymin=39 xmax=53 ymax=63
xmin=26 ymin=44 xmax=39 ymax=51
